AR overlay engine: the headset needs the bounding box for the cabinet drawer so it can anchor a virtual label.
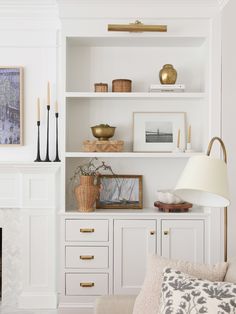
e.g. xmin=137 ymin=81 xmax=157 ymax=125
xmin=65 ymin=273 xmax=108 ymax=296
xmin=65 ymin=219 xmax=109 ymax=242
xmin=66 ymin=246 xmax=109 ymax=269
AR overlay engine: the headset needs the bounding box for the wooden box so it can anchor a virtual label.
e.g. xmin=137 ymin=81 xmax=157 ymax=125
xmin=94 ymin=83 xmax=108 ymax=92
xmin=83 ymin=140 xmax=124 ymax=152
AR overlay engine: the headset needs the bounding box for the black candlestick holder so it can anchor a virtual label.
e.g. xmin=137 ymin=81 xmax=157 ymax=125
xmin=44 ymin=105 xmax=51 ymax=162
xmin=34 ymin=120 xmax=42 ymax=162
xmin=54 ymin=112 xmax=61 ymax=162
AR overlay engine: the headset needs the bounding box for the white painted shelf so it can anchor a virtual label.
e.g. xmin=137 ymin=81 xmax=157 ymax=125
xmin=65 ymin=152 xmax=204 ymax=158
xmin=65 ymin=92 xmax=206 ymax=99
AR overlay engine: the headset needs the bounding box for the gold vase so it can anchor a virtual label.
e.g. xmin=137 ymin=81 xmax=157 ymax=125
xmin=159 ymin=64 xmax=177 ymax=84
xmin=74 ymin=176 xmax=99 ymax=212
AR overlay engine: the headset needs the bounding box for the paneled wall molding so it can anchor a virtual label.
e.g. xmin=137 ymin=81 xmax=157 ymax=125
xmin=0 ymin=163 xmax=60 ymax=309
xmin=0 ymin=163 xmax=60 ymax=209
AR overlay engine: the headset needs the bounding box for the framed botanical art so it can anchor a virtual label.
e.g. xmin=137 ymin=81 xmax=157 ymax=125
xmin=96 ymin=175 xmax=143 ymax=209
xmin=133 ymin=112 xmax=186 ymax=152
xmin=0 ymin=67 xmax=23 ymax=145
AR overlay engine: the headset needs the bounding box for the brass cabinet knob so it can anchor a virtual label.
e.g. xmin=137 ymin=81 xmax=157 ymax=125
xmin=80 ymin=255 xmax=94 ymax=260
xmin=80 ymin=282 xmax=94 ymax=288
xmin=150 ymin=230 xmax=155 ymax=235
xmin=164 ymin=230 xmax=169 ymax=235
xmin=80 ymin=228 xmax=95 ymax=233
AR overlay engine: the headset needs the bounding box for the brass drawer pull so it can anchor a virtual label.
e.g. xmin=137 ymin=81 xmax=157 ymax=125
xmin=164 ymin=230 xmax=169 ymax=235
xmin=80 ymin=282 xmax=94 ymax=288
xmin=80 ymin=255 xmax=94 ymax=260
xmin=80 ymin=228 xmax=95 ymax=233
xmin=150 ymin=230 xmax=155 ymax=235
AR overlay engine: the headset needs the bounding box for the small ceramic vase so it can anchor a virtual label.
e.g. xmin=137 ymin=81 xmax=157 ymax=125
xmin=159 ymin=64 xmax=177 ymax=84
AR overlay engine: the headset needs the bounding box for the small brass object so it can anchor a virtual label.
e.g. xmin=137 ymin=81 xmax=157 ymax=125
xmin=80 ymin=282 xmax=95 ymax=288
xmin=91 ymin=124 xmax=116 ymax=141
xmin=108 ymin=20 xmax=167 ymax=33
xmin=164 ymin=230 xmax=169 ymax=235
xmin=150 ymin=230 xmax=155 ymax=235
xmin=159 ymin=64 xmax=177 ymax=85
xmin=80 ymin=228 xmax=95 ymax=233
xmin=80 ymin=255 xmax=94 ymax=260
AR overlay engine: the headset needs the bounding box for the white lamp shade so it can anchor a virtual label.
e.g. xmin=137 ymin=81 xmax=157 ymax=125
xmin=174 ymin=155 xmax=230 ymax=207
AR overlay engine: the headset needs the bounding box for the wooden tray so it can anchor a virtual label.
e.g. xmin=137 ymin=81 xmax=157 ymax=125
xmin=154 ymin=201 xmax=192 ymax=213
xmin=83 ymin=140 xmax=124 ymax=152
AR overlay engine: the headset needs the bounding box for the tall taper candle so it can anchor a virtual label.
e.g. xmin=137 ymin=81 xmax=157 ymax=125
xmin=55 ymin=100 xmax=58 ymax=113
xmin=47 ymin=81 xmax=50 ymax=106
xmin=177 ymin=129 xmax=180 ymax=148
xmin=44 ymin=103 xmax=51 ymax=162
xmin=37 ymin=97 xmax=40 ymax=121
xmin=188 ymin=125 xmax=191 ymax=144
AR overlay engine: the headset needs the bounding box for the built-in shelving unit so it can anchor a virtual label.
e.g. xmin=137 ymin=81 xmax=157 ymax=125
xmin=60 ymin=12 xmax=222 ymax=312
xmin=64 ymin=28 xmax=210 ymax=210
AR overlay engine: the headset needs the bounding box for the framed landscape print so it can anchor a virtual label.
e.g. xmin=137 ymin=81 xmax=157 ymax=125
xmin=0 ymin=67 xmax=23 ymax=145
xmin=96 ymin=175 xmax=143 ymax=209
xmin=133 ymin=112 xmax=186 ymax=152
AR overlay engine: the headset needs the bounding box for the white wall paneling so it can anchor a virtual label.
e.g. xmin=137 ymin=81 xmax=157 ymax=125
xmin=0 ymin=164 xmax=60 ymax=309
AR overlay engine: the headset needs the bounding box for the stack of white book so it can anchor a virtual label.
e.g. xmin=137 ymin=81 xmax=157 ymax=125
xmin=149 ymin=84 xmax=185 ymax=92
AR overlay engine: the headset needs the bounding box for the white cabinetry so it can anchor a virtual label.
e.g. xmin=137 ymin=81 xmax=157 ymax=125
xmin=114 ymin=219 xmax=156 ymax=294
xmin=59 ymin=210 xmax=208 ymax=309
xmin=161 ymin=220 xmax=204 ymax=263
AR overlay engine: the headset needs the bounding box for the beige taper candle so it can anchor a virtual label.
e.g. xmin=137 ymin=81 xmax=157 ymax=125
xmin=55 ymin=100 xmax=58 ymax=113
xmin=47 ymin=81 xmax=50 ymax=106
xmin=188 ymin=125 xmax=191 ymax=144
xmin=37 ymin=97 xmax=40 ymax=121
xmin=177 ymin=129 xmax=180 ymax=148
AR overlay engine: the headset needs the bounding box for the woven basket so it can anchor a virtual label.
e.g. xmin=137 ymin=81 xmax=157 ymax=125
xmin=74 ymin=176 xmax=99 ymax=212
xmin=112 ymin=79 xmax=132 ymax=92
xmin=94 ymin=83 xmax=108 ymax=92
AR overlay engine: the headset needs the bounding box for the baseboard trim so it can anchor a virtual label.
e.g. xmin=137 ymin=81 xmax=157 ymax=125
xmin=18 ymin=292 xmax=58 ymax=309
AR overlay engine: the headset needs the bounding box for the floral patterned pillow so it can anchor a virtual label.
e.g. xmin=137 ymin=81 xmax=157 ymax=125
xmin=159 ymin=268 xmax=236 ymax=314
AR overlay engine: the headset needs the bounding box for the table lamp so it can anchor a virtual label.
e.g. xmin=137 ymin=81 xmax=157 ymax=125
xmin=174 ymin=137 xmax=230 ymax=261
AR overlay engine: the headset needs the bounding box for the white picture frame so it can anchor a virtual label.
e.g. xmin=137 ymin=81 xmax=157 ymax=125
xmin=133 ymin=112 xmax=186 ymax=152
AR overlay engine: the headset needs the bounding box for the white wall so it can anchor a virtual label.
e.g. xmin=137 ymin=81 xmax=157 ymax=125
xmin=0 ymin=1 xmax=59 ymax=161
xmin=222 ymin=0 xmax=236 ymax=258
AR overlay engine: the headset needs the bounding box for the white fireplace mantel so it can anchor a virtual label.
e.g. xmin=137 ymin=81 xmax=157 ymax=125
xmin=0 ymin=162 xmax=60 ymax=309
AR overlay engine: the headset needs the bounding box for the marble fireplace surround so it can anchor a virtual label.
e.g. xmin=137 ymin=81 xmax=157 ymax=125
xmin=0 ymin=163 xmax=60 ymax=310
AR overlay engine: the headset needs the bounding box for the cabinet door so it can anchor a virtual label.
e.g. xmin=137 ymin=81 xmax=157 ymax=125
xmin=161 ymin=220 xmax=204 ymax=263
xmin=114 ymin=219 xmax=156 ymax=295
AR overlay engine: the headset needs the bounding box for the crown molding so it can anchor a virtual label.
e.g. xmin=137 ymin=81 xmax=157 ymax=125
xmin=0 ymin=0 xmax=58 ymax=19
xmin=57 ymin=0 xmax=220 ymax=20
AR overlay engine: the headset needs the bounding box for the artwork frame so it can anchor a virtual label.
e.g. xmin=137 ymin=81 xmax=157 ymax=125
xmin=133 ymin=112 xmax=186 ymax=152
xmin=0 ymin=66 xmax=24 ymax=146
xmin=96 ymin=175 xmax=143 ymax=209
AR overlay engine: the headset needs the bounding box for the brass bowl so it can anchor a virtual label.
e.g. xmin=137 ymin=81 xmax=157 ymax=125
xmin=91 ymin=126 xmax=116 ymax=141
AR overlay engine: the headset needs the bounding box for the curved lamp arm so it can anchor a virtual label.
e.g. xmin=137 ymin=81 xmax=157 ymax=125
xmin=206 ymin=136 xmax=227 ymax=164
xmin=206 ymin=136 xmax=228 ymax=262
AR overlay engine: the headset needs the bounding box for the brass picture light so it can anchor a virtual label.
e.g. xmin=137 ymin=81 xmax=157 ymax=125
xmin=108 ymin=20 xmax=167 ymax=33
